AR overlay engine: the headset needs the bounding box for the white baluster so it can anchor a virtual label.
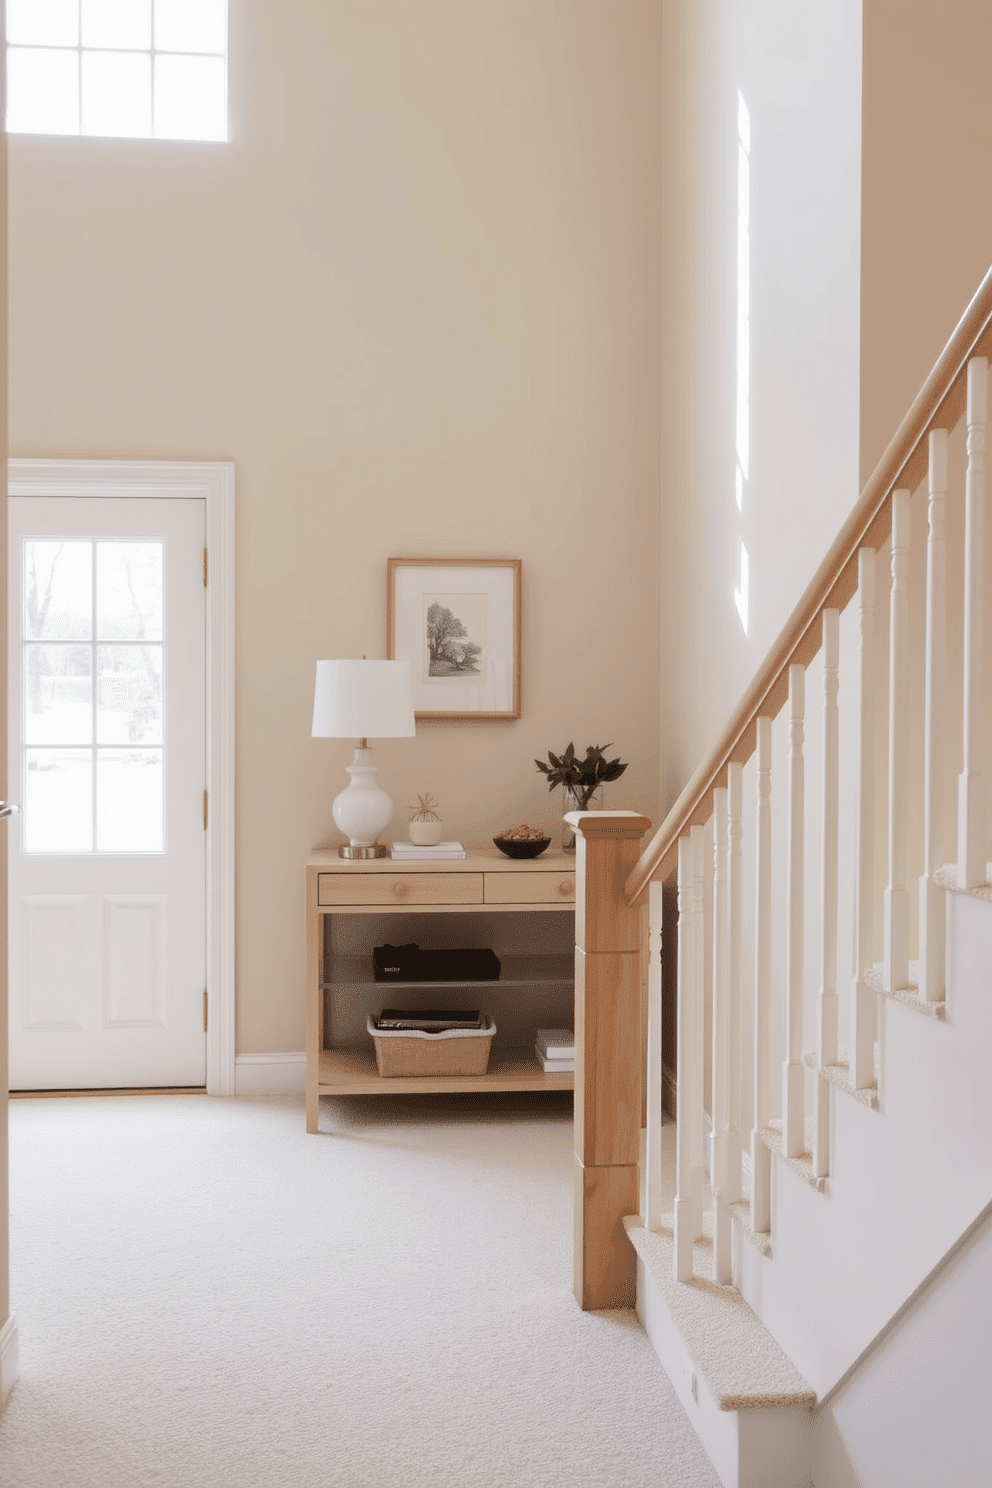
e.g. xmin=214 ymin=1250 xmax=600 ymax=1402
xmin=783 ymin=664 xmax=806 ymax=1159
xmin=959 ymin=356 xmax=987 ymax=890
xmin=852 ymin=548 xmax=877 ymax=1090
xmin=884 ymin=490 xmax=911 ymax=992
xmin=674 ymin=834 xmax=695 ymax=1281
xmin=920 ymin=429 xmax=948 ymax=1002
xmin=814 ymin=608 xmax=839 ymax=1179
xmin=711 ymin=788 xmax=731 ymax=1284
xmin=690 ymin=824 xmax=705 ymax=1238
xmin=725 ymin=762 xmax=743 ymax=1204
xmin=645 ymin=879 xmax=664 ymax=1230
xmin=750 ymin=716 xmax=772 ymax=1234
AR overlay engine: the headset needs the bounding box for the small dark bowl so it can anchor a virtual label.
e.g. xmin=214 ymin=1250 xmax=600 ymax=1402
xmin=493 ymin=835 xmax=552 ymax=859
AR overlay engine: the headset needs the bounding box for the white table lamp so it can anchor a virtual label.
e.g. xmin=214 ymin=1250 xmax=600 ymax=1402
xmin=312 ymin=659 xmax=416 ymax=858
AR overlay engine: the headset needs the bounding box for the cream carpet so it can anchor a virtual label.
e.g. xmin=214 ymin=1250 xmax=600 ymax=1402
xmin=0 ymin=1092 xmax=720 ymax=1487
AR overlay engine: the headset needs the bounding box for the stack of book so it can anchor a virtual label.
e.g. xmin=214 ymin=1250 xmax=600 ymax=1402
xmin=390 ymin=841 xmax=466 ymax=861
xmin=374 ymin=1008 xmax=482 ymax=1032
xmin=535 ymin=1027 xmax=574 ymax=1073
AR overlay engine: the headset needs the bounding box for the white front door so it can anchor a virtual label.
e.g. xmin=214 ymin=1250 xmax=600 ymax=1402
xmin=7 ymin=496 xmax=207 ymax=1089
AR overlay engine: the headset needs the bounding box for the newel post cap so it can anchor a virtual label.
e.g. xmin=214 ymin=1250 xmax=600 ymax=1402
xmin=566 ymin=810 xmax=651 ymax=842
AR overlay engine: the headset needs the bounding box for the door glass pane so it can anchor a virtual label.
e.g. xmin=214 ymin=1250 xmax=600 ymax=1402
xmin=97 ymin=749 xmax=163 ymax=851
xmin=97 ymin=645 xmax=163 ymax=744
xmin=22 ymin=534 xmax=167 ymax=854
xmin=24 ymin=540 xmax=92 ymax=639
xmin=25 ymin=644 xmax=93 ymax=744
xmin=25 ymin=748 xmax=93 ymax=852
xmin=96 ymin=541 xmax=162 ymax=640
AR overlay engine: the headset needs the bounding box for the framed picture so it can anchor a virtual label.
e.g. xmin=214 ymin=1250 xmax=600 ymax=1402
xmin=387 ymin=558 xmax=521 ymax=720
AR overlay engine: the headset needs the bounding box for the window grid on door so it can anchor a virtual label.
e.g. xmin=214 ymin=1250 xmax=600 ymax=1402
xmin=22 ymin=537 xmax=167 ymax=854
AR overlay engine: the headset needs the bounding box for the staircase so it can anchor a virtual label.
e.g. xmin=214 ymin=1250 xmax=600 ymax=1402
xmin=569 ymin=269 xmax=992 ymax=1488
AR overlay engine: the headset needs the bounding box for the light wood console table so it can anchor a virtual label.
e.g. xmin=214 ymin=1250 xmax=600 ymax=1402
xmin=305 ymin=848 xmax=576 ymax=1132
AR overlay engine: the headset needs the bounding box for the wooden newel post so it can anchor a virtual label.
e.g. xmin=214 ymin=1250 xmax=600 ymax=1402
xmin=571 ymin=810 xmax=651 ymax=1310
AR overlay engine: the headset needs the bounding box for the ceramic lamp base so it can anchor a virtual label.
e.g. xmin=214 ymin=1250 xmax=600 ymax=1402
xmin=332 ymin=745 xmax=394 ymax=852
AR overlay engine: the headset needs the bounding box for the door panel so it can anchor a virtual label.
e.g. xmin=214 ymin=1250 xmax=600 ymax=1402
xmin=8 ymin=496 xmax=206 ymax=1089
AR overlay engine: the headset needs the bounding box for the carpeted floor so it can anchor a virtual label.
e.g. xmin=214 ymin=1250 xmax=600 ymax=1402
xmin=0 ymin=1092 xmax=720 ymax=1487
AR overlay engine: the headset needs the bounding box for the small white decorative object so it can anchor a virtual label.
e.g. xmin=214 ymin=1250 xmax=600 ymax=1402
xmin=408 ymin=793 xmax=443 ymax=846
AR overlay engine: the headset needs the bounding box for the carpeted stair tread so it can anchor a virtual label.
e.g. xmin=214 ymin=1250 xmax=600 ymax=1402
xmin=624 ymin=1216 xmax=816 ymax=1413
xmin=759 ymin=1118 xmax=827 ymax=1193
xmin=728 ymin=1197 xmax=772 ymax=1258
xmin=803 ymin=1045 xmax=879 ymax=1107
xmin=935 ymin=862 xmax=992 ymax=902
xmin=865 ymin=960 xmax=945 ymax=1019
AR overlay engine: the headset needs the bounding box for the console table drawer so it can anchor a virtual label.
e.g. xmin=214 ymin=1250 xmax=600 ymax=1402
xmin=317 ymin=872 xmax=485 ymax=907
xmin=484 ymin=871 xmax=575 ymax=905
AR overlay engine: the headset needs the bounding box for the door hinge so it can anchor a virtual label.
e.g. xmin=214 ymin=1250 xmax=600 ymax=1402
xmin=203 ymin=789 xmax=208 ymax=830
xmin=203 ymin=547 xmax=208 ymax=587
xmin=203 ymin=990 xmax=208 ymax=1032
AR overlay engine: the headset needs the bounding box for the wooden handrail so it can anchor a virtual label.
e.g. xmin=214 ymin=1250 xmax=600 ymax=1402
xmin=626 ymin=262 xmax=992 ymax=903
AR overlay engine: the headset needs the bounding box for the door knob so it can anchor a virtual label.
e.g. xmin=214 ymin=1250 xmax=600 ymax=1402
xmin=0 ymin=802 xmax=20 ymax=819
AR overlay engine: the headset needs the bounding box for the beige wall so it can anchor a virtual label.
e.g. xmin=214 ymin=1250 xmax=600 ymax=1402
xmin=659 ymin=0 xmax=863 ymax=804
xmin=1 ymin=90 xmax=9 ymax=1355
xmin=861 ymin=0 xmax=992 ymax=487
xmin=8 ymin=1 xmax=663 ymax=1054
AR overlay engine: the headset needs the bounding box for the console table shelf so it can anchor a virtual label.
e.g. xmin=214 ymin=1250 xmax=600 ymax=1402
xmin=320 ymin=952 xmax=574 ymax=992
xmin=306 ymin=847 xmax=576 ymax=1131
xmin=318 ymin=1047 xmax=574 ymax=1097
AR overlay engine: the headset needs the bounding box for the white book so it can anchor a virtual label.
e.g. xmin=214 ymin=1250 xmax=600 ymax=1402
xmin=536 ymin=1047 xmax=574 ymax=1073
xmin=390 ymin=842 xmax=466 ymax=859
xmin=536 ymin=1027 xmax=575 ymax=1059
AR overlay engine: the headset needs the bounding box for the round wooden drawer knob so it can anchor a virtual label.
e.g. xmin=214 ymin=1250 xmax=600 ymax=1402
xmin=557 ymin=880 xmax=573 ymax=896
xmin=392 ymin=881 xmax=409 ymax=898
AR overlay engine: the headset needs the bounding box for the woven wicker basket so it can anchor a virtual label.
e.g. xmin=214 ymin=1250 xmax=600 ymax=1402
xmin=368 ymin=1013 xmax=496 ymax=1078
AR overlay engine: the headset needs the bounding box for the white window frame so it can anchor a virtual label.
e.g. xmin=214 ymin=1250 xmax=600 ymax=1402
xmin=8 ymin=458 xmax=236 ymax=1096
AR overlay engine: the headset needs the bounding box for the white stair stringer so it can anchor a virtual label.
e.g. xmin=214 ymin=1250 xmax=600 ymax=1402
xmin=808 ymin=1195 xmax=992 ymax=1488
xmin=730 ymin=882 xmax=992 ymax=1403
xmin=625 ymin=1216 xmax=815 ymax=1488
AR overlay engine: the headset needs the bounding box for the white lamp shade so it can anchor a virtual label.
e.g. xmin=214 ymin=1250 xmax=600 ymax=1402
xmin=311 ymin=659 xmax=415 ymax=739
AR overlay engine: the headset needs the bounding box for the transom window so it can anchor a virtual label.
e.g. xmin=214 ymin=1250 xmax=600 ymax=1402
xmin=6 ymin=0 xmax=227 ymax=141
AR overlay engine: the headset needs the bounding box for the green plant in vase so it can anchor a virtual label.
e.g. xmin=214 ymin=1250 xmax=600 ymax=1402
xmin=534 ymin=743 xmax=628 ymax=851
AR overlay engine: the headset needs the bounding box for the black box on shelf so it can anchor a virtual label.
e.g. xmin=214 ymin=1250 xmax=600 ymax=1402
xmin=372 ymin=943 xmax=501 ymax=983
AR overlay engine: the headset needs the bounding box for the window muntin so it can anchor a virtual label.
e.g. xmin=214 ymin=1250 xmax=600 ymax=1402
xmin=6 ymin=0 xmax=227 ymax=141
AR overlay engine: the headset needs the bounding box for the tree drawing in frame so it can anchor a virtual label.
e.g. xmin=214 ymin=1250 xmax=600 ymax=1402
xmin=423 ymin=592 xmax=487 ymax=681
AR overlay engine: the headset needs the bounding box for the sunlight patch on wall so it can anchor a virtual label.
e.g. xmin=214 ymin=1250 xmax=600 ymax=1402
xmin=734 ymin=91 xmax=751 ymax=636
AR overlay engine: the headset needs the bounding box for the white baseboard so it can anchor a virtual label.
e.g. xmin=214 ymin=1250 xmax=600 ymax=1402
xmin=234 ymin=1053 xmax=305 ymax=1096
xmin=1 ymin=1315 xmax=19 ymax=1409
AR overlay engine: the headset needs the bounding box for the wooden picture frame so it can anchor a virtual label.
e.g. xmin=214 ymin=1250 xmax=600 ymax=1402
xmin=387 ymin=558 xmax=521 ymax=720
